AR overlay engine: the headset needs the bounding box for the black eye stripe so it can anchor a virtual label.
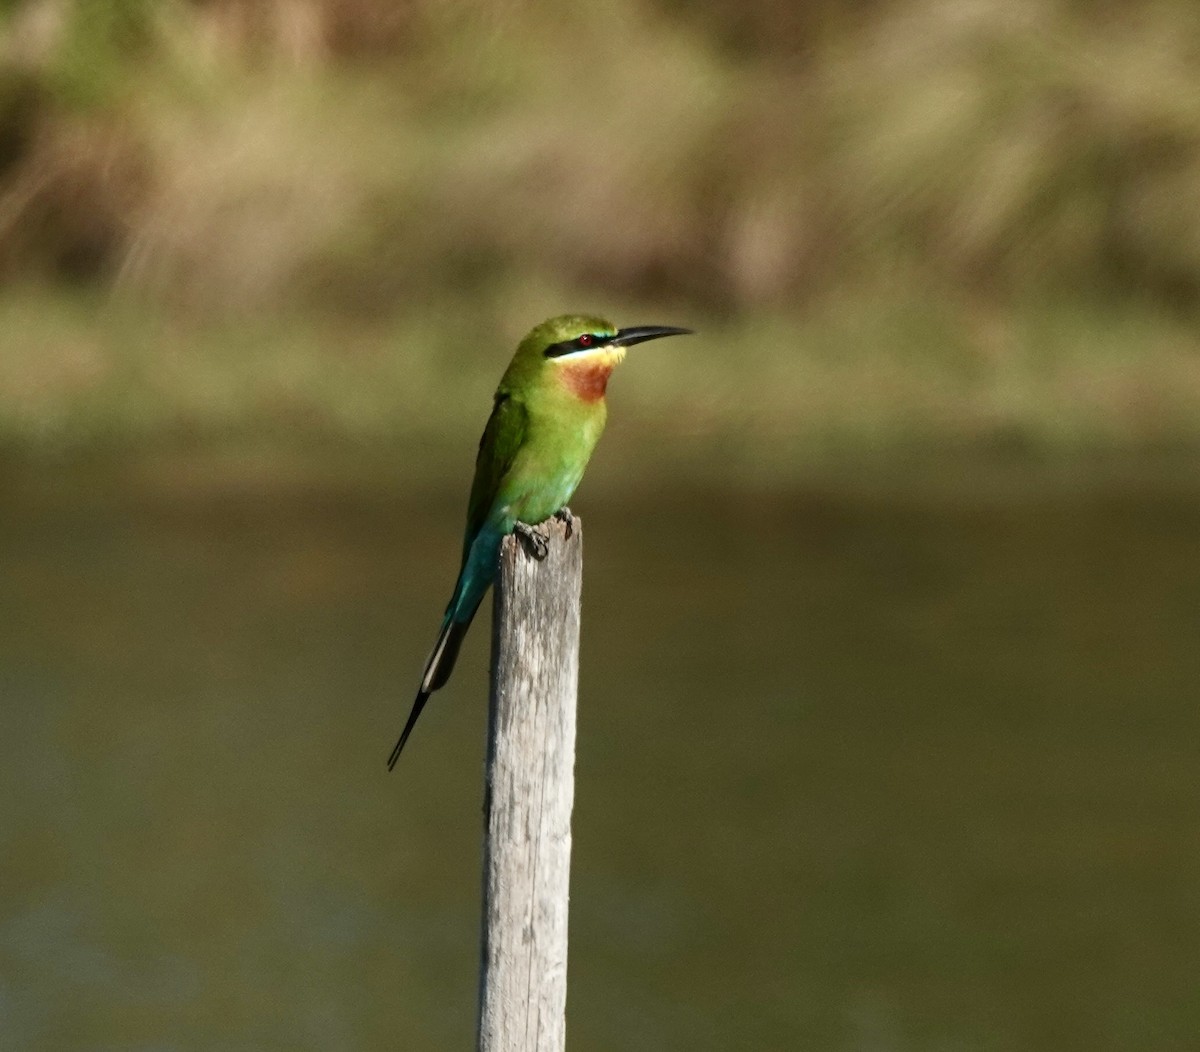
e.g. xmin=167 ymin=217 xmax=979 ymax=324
xmin=544 ymin=333 xmax=612 ymax=358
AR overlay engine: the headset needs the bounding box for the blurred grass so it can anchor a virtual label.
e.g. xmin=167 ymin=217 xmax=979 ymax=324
xmin=4 ymin=281 xmax=1200 ymax=483
xmin=3 ymin=0 xmax=1200 ymax=477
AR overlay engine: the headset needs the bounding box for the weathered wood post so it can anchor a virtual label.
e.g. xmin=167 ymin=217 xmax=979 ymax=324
xmin=477 ymin=516 xmax=581 ymax=1052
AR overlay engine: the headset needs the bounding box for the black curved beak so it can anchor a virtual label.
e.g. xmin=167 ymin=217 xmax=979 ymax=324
xmin=611 ymin=325 xmax=694 ymax=348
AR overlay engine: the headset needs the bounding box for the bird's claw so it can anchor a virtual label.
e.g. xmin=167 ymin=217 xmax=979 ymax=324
xmin=555 ymin=506 xmax=574 ymax=538
xmin=514 ymin=521 xmax=550 ymax=560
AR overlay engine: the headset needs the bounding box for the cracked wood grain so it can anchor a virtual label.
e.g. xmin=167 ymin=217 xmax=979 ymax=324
xmin=477 ymin=517 xmax=581 ymax=1052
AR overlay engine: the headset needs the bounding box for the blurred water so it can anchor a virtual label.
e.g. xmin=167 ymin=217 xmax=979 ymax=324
xmin=2 ymin=462 xmax=1199 ymax=1051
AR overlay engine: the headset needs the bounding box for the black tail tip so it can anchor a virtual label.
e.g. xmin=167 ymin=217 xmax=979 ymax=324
xmin=386 ymin=731 xmax=409 ymax=771
xmin=386 ymin=688 xmax=431 ymax=771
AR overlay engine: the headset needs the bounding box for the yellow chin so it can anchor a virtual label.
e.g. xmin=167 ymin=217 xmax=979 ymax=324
xmin=552 ymin=346 xmax=626 ymax=368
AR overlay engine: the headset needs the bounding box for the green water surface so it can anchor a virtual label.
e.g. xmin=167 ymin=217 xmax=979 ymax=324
xmin=2 ymin=463 xmax=1198 ymax=1050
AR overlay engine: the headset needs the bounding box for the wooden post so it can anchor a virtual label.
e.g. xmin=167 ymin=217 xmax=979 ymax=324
xmin=477 ymin=516 xmax=581 ymax=1052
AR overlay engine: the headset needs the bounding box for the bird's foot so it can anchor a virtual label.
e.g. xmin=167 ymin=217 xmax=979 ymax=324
xmin=514 ymin=521 xmax=550 ymax=560
xmin=555 ymin=506 xmax=574 ymax=538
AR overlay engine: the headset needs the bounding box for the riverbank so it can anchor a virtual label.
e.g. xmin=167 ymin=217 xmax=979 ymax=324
xmin=4 ymin=285 xmax=1200 ymax=487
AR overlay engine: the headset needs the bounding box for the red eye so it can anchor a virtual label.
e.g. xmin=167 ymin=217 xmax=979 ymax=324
xmin=577 ymin=333 xmax=593 ymax=347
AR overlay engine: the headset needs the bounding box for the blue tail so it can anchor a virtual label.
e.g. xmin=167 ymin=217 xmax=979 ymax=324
xmin=387 ymin=525 xmax=505 ymax=768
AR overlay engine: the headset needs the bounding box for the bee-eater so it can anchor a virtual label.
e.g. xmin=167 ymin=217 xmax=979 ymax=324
xmin=388 ymin=314 xmax=692 ymax=768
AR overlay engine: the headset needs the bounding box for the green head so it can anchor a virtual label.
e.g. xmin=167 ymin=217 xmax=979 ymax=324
xmin=501 ymin=314 xmax=692 ymax=401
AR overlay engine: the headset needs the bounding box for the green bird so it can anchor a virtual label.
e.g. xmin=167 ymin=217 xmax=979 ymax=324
xmin=388 ymin=314 xmax=692 ymax=768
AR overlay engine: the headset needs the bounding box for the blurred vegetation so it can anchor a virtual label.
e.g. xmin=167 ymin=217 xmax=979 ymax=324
xmin=3 ymin=0 xmax=1200 ymax=475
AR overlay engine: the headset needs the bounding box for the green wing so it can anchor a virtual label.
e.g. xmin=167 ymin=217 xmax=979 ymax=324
xmin=463 ymin=392 xmax=528 ymax=558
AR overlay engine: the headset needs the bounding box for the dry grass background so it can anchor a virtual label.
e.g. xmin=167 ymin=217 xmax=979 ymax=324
xmin=3 ymin=0 xmax=1200 ymax=474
